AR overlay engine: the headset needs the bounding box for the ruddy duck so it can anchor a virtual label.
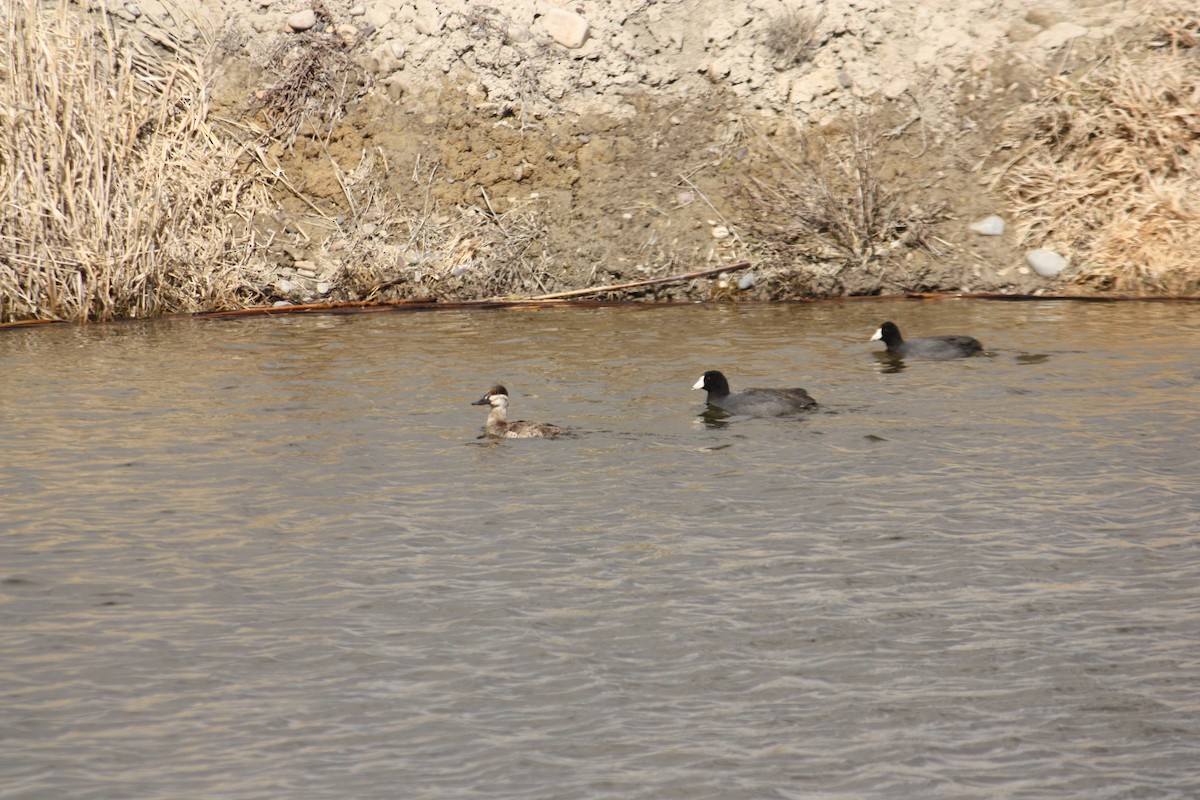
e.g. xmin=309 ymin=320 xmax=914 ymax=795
xmin=472 ymin=385 xmax=564 ymax=438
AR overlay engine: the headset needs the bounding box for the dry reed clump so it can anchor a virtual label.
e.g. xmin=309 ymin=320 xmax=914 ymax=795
xmin=0 ymin=1 xmax=273 ymax=323
xmin=991 ymin=9 xmax=1200 ymax=295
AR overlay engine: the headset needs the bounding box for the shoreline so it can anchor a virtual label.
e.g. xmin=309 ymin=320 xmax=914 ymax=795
xmin=2 ymin=1 xmax=1197 ymax=323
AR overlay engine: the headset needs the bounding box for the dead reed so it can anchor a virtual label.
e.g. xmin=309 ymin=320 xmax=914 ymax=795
xmin=992 ymin=8 xmax=1200 ymax=294
xmin=0 ymin=0 xmax=272 ymax=322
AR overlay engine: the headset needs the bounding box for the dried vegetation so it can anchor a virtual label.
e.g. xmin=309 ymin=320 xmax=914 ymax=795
xmin=992 ymin=7 xmax=1200 ymax=294
xmin=748 ymin=118 xmax=948 ymax=296
xmin=0 ymin=0 xmax=273 ymax=322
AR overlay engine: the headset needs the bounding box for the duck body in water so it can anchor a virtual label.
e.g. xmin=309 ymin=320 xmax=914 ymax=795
xmin=472 ymin=385 xmax=564 ymax=438
xmin=870 ymin=321 xmax=983 ymax=360
xmin=692 ymin=370 xmax=818 ymax=417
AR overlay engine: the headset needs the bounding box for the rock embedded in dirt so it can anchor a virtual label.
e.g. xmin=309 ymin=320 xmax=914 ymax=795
xmin=970 ymin=215 xmax=1005 ymax=236
xmin=542 ymin=8 xmax=589 ymax=49
xmin=286 ymin=9 xmax=316 ymax=32
xmin=1027 ymin=248 xmax=1067 ymax=278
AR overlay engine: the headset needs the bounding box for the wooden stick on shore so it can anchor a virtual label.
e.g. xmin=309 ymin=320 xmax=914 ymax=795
xmin=521 ymin=261 xmax=751 ymax=301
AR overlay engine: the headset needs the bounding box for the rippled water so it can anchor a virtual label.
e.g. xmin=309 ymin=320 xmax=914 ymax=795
xmin=2 ymin=301 xmax=1199 ymax=799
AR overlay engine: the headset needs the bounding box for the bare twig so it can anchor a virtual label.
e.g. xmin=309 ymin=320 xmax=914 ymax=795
xmin=523 ymin=262 xmax=751 ymax=301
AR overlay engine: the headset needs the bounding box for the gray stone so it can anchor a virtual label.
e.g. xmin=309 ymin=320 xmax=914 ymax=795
xmin=1026 ymin=248 xmax=1066 ymax=278
xmin=287 ymin=9 xmax=317 ymax=32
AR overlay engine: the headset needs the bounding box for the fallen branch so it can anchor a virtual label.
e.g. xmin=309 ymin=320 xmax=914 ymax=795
xmin=522 ymin=261 xmax=752 ymax=301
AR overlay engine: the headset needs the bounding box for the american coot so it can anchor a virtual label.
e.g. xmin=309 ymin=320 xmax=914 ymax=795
xmin=472 ymin=385 xmax=564 ymax=438
xmin=870 ymin=321 xmax=983 ymax=360
xmin=692 ymin=370 xmax=817 ymax=417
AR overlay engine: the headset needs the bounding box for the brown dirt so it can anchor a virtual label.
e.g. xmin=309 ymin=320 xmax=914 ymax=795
xmin=123 ymin=0 xmax=1200 ymax=304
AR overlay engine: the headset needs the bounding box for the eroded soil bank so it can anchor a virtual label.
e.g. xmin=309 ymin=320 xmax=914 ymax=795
xmin=2 ymin=1 xmax=1197 ymax=322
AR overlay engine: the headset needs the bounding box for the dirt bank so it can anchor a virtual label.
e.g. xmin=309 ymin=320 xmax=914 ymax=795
xmin=2 ymin=1 xmax=1197 ymax=322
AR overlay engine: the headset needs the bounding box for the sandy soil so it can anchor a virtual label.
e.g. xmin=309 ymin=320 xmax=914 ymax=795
xmin=173 ymin=0 xmax=1149 ymax=301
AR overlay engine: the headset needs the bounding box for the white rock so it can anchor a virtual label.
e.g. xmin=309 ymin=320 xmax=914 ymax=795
xmin=1026 ymin=248 xmax=1066 ymax=278
xmin=276 ymin=279 xmax=293 ymax=294
xmin=542 ymin=8 xmax=589 ymax=49
xmin=712 ymin=225 xmax=730 ymax=239
xmin=737 ymin=272 xmax=756 ymax=290
xmin=287 ymin=9 xmax=317 ymax=32
xmin=316 ymin=282 xmax=331 ymax=295
xmin=969 ymin=215 xmax=1005 ymax=236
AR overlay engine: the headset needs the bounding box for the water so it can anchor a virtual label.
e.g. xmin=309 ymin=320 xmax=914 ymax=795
xmin=2 ymin=301 xmax=1198 ymax=799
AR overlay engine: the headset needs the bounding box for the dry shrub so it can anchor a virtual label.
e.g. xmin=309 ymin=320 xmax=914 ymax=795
xmin=0 ymin=0 xmax=272 ymax=322
xmin=751 ymin=118 xmax=946 ymax=294
xmin=764 ymin=8 xmax=824 ymax=69
xmin=992 ymin=9 xmax=1200 ymax=294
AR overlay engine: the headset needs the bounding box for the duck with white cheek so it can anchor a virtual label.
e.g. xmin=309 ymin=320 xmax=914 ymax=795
xmin=472 ymin=385 xmax=565 ymax=439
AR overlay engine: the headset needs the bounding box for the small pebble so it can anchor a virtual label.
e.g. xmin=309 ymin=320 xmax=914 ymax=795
xmin=676 ymin=191 xmax=694 ymax=206
xmin=1026 ymin=248 xmax=1066 ymax=278
xmin=969 ymin=215 xmax=1005 ymax=236
xmin=316 ymin=282 xmax=331 ymax=295
xmin=737 ymin=272 xmax=756 ymax=290
xmin=712 ymin=225 xmax=730 ymax=239
xmin=272 ymin=300 xmax=292 ymax=307
xmin=287 ymin=9 xmax=317 ymax=32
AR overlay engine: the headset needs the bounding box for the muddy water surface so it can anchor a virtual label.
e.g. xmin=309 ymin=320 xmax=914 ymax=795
xmin=2 ymin=301 xmax=1198 ymax=799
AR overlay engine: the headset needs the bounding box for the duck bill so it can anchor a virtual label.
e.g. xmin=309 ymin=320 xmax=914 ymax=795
xmin=471 ymin=395 xmax=490 ymax=405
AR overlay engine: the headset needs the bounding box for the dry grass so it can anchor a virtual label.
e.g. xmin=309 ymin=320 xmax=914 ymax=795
xmin=277 ymin=150 xmax=560 ymax=303
xmin=991 ymin=8 xmax=1200 ymax=294
xmin=0 ymin=0 xmax=273 ymax=322
xmin=749 ymin=117 xmax=947 ymax=294
xmin=764 ymin=8 xmax=824 ymax=69
xmin=251 ymin=28 xmax=369 ymax=147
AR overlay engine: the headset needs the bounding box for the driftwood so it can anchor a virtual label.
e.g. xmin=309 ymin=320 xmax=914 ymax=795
xmin=523 ymin=261 xmax=751 ymax=300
